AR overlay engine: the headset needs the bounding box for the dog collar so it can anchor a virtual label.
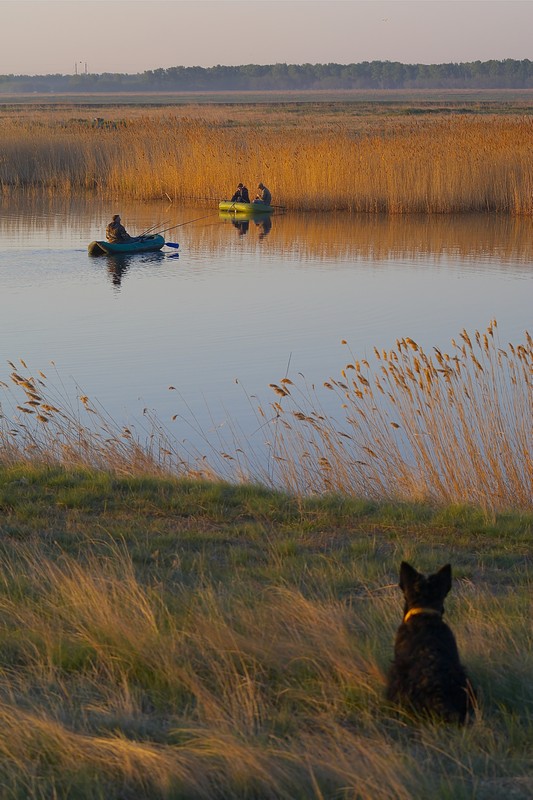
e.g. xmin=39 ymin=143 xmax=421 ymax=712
xmin=403 ymin=607 xmax=442 ymax=623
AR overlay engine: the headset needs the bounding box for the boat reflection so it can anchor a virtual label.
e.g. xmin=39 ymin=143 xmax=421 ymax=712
xmin=103 ymin=250 xmax=167 ymax=288
xmin=219 ymin=211 xmax=273 ymax=240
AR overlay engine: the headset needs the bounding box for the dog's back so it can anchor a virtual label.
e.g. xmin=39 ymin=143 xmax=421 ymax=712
xmin=386 ymin=561 xmax=474 ymax=724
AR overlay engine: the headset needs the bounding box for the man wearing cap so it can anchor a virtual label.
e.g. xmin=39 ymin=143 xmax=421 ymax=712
xmin=254 ymin=182 xmax=272 ymax=206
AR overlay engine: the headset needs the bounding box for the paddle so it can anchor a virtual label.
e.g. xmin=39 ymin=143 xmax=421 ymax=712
xmin=165 ymin=242 xmax=180 ymax=249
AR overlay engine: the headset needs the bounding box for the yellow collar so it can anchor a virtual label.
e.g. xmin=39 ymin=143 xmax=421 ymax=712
xmin=403 ymin=607 xmax=442 ymax=623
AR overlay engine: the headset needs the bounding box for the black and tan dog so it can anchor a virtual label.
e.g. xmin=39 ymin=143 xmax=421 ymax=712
xmin=386 ymin=561 xmax=475 ymax=723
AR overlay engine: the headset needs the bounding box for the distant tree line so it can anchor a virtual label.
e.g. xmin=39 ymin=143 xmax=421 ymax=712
xmin=2 ymin=60 xmax=533 ymax=93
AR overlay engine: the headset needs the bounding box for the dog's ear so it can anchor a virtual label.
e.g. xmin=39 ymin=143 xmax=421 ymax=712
xmin=399 ymin=561 xmax=419 ymax=591
xmin=434 ymin=563 xmax=452 ymax=596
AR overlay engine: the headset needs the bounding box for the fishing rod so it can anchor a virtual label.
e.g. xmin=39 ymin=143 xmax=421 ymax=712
xmin=154 ymin=213 xmax=219 ymax=238
xmin=136 ymin=222 xmax=165 ymax=239
xmin=138 ymin=220 xmax=169 ymax=238
xmin=174 ymin=194 xmax=221 ymax=203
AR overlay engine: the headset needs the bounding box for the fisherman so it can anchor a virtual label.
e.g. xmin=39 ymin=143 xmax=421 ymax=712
xmin=231 ymin=182 xmax=250 ymax=203
xmin=106 ymin=214 xmax=136 ymax=243
xmin=253 ymin=182 xmax=272 ymax=206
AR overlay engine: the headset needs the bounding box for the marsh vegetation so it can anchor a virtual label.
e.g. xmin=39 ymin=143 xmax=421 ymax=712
xmin=1 ymin=102 xmax=532 ymax=213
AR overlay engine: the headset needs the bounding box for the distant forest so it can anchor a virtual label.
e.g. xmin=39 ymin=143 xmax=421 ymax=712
xmin=2 ymin=60 xmax=533 ymax=93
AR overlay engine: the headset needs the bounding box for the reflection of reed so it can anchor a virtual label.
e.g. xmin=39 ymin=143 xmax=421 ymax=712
xmin=2 ymin=195 xmax=533 ymax=265
xmin=193 ymin=211 xmax=533 ymax=266
xmin=0 ymin=195 xmax=175 ymax=245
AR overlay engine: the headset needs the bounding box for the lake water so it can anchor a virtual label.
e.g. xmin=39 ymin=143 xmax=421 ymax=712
xmin=1 ymin=194 xmax=532 ymax=472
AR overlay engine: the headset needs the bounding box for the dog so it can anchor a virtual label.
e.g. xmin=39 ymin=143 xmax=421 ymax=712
xmin=386 ymin=561 xmax=475 ymax=723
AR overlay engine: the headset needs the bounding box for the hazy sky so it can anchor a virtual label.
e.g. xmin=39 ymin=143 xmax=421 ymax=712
xmin=2 ymin=1 xmax=532 ymax=76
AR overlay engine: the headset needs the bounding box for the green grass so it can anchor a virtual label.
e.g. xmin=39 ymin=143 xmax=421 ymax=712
xmin=0 ymin=464 xmax=532 ymax=798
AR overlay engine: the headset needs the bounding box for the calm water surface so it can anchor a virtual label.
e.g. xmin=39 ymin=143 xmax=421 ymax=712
xmin=1 ymin=195 xmax=532 ymax=462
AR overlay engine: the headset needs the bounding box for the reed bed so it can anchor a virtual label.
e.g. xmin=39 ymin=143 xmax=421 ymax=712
xmin=1 ymin=323 xmax=531 ymax=514
xmin=1 ymin=109 xmax=533 ymax=212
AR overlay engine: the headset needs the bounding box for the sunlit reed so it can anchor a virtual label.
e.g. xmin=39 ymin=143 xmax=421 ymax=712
xmin=1 ymin=110 xmax=532 ymax=213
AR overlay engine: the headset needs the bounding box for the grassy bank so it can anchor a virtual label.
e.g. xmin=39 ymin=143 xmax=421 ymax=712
xmin=1 ymin=103 xmax=532 ymax=212
xmin=0 ymin=466 xmax=532 ymax=798
xmin=0 ymin=323 xmax=532 ymax=795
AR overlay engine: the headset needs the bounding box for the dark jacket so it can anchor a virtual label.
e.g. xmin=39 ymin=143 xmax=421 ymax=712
xmin=231 ymin=185 xmax=250 ymax=203
xmin=106 ymin=221 xmax=132 ymax=243
xmin=256 ymin=186 xmax=271 ymax=206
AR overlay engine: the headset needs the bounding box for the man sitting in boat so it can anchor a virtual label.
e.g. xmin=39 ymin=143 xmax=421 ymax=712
xmin=253 ymin=182 xmax=271 ymax=206
xmin=231 ymin=183 xmax=250 ymax=203
xmin=106 ymin=214 xmax=136 ymax=243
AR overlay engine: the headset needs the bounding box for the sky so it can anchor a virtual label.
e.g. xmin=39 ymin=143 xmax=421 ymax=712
xmin=1 ymin=0 xmax=532 ymax=76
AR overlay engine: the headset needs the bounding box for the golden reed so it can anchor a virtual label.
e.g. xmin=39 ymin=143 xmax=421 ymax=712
xmin=1 ymin=109 xmax=532 ymax=213
xmin=263 ymin=321 xmax=532 ymax=513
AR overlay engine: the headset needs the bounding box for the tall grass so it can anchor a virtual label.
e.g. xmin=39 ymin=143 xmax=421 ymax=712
xmin=1 ymin=109 xmax=533 ymax=212
xmin=0 ymin=531 xmax=531 ymax=799
xmin=1 ymin=309 xmax=532 ymax=796
xmin=1 ymin=323 xmax=531 ymax=513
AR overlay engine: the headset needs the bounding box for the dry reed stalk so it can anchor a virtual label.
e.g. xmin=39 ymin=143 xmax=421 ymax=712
xmin=265 ymin=322 xmax=532 ymax=512
xmin=0 ymin=362 xmax=220 ymax=480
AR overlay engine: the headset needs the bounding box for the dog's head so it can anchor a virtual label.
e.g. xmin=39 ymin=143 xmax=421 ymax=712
xmin=399 ymin=561 xmax=452 ymax=618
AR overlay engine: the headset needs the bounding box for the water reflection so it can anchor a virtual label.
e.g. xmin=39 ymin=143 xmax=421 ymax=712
xmin=1 ymin=194 xmax=532 ymax=269
xmin=99 ymin=251 xmax=168 ymax=289
xmin=253 ymin=214 xmax=272 ymax=240
xmin=219 ymin=211 xmax=273 ymax=240
xmin=232 ymin=218 xmax=249 ymax=237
